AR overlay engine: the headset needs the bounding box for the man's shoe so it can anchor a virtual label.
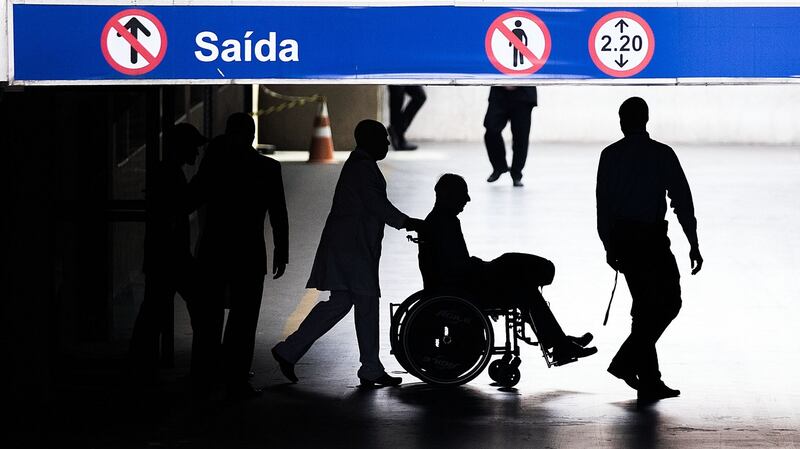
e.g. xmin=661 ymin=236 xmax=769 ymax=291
xmin=512 ymin=178 xmax=524 ymax=187
xmin=638 ymin=381 xmax=680 ymax=401
xmin=359 ymin=373 xmax=402 ymax=387
xmin=607 ymin=365 xmax=639 ymax=390
xmin=487 ymin=170 xmax=506 ymax=183
xmin=552 ymin=342 xmax=597 ymax=366
xmin=570 ymin=333 xmax=594 ymax=347
xmin=227 ymin=382 xmax=262 ymax=400
xmin=272 ymin=346 xmax=298 ymax=383
xmin=396 ymin=141 xmax=418 ymax=151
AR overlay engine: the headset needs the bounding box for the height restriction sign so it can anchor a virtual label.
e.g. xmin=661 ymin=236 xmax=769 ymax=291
xmin=101 ymin=9 xmax=167 ymax=76
xmin=589 ymin=11 xmax=654 ymax=78
xmin=485 ymin=11 xmax=551 ymax=75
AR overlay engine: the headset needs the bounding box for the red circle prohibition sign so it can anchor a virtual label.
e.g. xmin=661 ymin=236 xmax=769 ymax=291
xmin=588 ymin=11 xmax=655 ymax=78
xmin=101 ymin=9 xmax=168 ymax=76
xmin=485 ymin=11 xmax=552 ymax=75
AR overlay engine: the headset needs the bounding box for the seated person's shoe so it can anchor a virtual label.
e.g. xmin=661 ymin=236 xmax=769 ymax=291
xmin=638 ymin=381 xmax=680 ymax=401
xmin=272 ymin=346 xmax=298 ymax=383
xmin=359 ymin=373 xmax=402 ymax=387
xmin=487 ymin=170 xmax=506 ymax=183
xmin=552 ymin=342 xmax=598 ymax=366
xmin=607 ymin=365 xmax=639 ymax=390
xmin=227 ymin=382 xmax=262 ymax=400
xmin=570 ymin=333 xmax=594 ymax=347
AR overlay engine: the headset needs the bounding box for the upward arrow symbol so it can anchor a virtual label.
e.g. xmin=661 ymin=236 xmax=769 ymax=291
xmin=117 ymin=17 xmax=151 ymax=64
xmin=615 ymin=19 xmax=629 ymax=32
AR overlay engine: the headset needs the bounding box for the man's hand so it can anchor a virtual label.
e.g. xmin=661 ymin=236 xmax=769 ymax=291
xmin=403 ymin=217 xmax=425 ymax=233
xmin=690 ymin=246 xmax=703 ymax=275
xmin=606 ymin=251 xmax=620 ymax=271
xmin=273 ymin=262 xmax=287 ymax=279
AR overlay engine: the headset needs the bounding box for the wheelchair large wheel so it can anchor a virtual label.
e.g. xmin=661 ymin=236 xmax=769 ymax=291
xmin=400 ymin=295 xmax=494 ymax=386
xmin=389 ymin=290 xmax=428 ymax=374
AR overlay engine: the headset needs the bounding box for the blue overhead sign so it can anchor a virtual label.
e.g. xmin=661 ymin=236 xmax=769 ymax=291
xmin=8 ymin=4 xmax=800 ymax=84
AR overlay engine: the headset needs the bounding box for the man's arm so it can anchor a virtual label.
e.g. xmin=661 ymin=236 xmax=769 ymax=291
xmin=360 ymin=162 xmax=409 ymax=230
xmin=665 ymin=148 xmax=703 ymax=274
xmin=596 ymin=150 xmax=618 ymax=270
xmin=268 ymin=161 xmax=289 ymax=279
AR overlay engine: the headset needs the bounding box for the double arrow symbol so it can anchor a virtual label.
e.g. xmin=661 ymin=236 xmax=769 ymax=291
xmin=615 ymin=19 xmax=629 ymax=67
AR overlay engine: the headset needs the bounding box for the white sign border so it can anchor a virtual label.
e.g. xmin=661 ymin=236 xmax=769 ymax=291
xmin=1 ymin=0 xmax=8 ymax=82
xmin=6 ymin=0 xmax=800 ymax=85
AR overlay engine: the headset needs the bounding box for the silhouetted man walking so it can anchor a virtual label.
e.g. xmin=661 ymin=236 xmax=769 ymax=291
xmin=189 ymin=113 xmax=289 ymax=399
xmin=597 ymin=97 xmax=703 ymax=401
xmin=131 ymin=123 xmax=206 ymax=382
xmin=484 ymin=86 xmax=537 ymax=187
xmin=272 ymin=119 xmax=423 ymax=387
xmin=388 ymin=85 xmax=426 ymax=151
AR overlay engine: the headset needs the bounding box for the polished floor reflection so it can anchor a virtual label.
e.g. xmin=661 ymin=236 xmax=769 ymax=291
xmin=13 ymin=142 xmax=800 ymax=449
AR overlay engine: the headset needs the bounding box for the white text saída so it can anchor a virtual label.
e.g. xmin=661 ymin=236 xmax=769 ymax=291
xmin=195 ymin=31 xmax=299 ymax=63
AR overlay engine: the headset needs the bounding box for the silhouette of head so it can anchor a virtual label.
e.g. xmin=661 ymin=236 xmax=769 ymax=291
xmin=515 ymin=20 xmax=522 ymax=27
xmin=165 ymin=123 xmax=206 ymax=166
xmin=225 ymin=112 xmax=256 ymax=147
xmin=434 ymin=174 xmax=470 ymax=214
xmin=354 ymin=119 xmax=390 ymax=161
xmin=619 ymin=97 xmax=649 ymax=135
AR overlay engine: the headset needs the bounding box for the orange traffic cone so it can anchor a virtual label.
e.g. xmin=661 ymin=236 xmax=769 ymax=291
xmin=308 ymin=100 xmax=334 ymax=163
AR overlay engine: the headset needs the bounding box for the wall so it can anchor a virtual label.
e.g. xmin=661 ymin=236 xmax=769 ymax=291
xmin=259 ymin=85 xmax=381 ymax=151
xmin=406 ymin=85 xmax=800 ymax=145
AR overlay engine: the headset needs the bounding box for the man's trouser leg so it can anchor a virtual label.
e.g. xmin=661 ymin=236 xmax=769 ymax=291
xmin=483 ymin=101 xmax=510 ymax=173
xmin=274 ymin=290 xmax=353 ymax=364
xmin=401 ymin=86 xmax=427 ymax=133
xmin=350 ymin=291 xmax=385 ymax=380
xmin=130 ymin=272 xmax=175 ymax=373
xmin=190 ymin=275 xmax=225 ymax=386
xmin=484 ymin=253 xmax=567 ymax=349
xmin=222 ymin=274 xmax=265 ymax=386
xmin=610 ymin=236 xmax=682 ymax=382
xmin=509 ymin=103 xmax=533 ymax=180
xmin=388 ymin=86 xmax=405 ymax=134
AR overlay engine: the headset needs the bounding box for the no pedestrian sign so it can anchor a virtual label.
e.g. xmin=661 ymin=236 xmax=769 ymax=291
xmin=101 ymin=9 xmax=167 ymax=76
xmin=485 ymin=11 xmax=551 ymax=75
xmin=589 ymin=11 xmax=655 ymax=78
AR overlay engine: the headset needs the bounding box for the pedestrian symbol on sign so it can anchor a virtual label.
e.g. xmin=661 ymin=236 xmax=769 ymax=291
xmin=589 ymin=11 xmax=654 ymax=78
xmin=101 ymin=9 xmax=167 ymax=76
xmin=485 ymin=11 xmax=551 ymax=75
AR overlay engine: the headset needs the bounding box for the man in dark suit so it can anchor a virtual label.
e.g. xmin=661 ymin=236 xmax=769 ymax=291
xmin=272 ymin=119 xmax=423 ymax=387
xmin=130 ymin=123 xmax=206 ymax=382
xmin=596 ymin=97 xmax=703 ymax=401
xmin=484 ymin=86 xmax=537 ymax=187
xmin=189 ymin=113 xmax=289 ymax=399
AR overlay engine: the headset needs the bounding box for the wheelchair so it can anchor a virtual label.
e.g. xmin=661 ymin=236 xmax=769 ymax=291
xmin=389 ymin=289 xmax=558 ymax=388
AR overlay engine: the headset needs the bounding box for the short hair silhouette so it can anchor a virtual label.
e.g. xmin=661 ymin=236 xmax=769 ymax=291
xmin=354 ymin=119 xmax=386 ymax=148
xmin=225 ymin=112 xmax=256 ymax=137
xmin=165 ymin=123 xmax=206 ymax=148
xmin=619 ymin=97 xmax=649 ymax=132
xmin=435 ymin=173 xmax=468 ymax=198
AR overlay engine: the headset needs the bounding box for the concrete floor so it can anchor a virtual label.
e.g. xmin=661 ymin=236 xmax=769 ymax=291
xmin=23 ymin=141 xmax=800 ymax=448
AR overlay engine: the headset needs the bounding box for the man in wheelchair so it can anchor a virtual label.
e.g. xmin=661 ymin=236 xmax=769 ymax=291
xmin=418 ymin=174 xmax=597 ymax=366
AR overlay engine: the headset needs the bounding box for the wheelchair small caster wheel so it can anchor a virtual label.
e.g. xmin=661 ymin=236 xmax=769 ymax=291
xmin=489 ymin=360 xmax=504 ymax=381
xmin=498 ymin=366 xmax=520 ymax=388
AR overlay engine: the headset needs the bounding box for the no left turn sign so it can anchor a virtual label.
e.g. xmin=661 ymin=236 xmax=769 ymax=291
xmin=589 ymin=11 xmax=654 ymax=78
xmin=101 ymin=9 xmax=167 ymax=76
xmin=485 ymin=11 xmax=551 ymax=75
